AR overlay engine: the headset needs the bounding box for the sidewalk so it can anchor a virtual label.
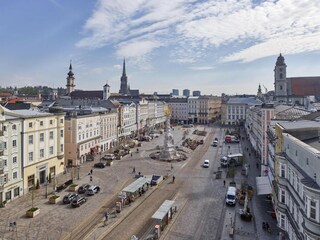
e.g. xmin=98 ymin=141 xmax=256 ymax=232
xmin=240 ymin=128 xmax=279 ymax=240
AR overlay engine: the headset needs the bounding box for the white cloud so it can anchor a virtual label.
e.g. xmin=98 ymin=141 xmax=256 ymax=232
xmin=77 ymin=0 xmax=320 ymax=63
xmin=113 ymin=64 xmax=121 ymax=70
xmin=189 ymin=66 xmax=214 ymax=71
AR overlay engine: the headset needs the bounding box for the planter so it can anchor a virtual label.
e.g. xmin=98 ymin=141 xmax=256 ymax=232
xmin=26 ymin=208 xmax=40 ymax=218
xmin=49 ymin=195 xmax=60 ymax=204
xmin=69 ymin=184 xmax=79 ymax=192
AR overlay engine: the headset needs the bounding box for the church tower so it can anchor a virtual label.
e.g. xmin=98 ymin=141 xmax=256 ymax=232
xmin=103 ymin=82 xmax=110 ymax=100
xmin=66 ymin=62 xmax=75 ymax=96
xmin=274 ymin=54 xmax=287 ymax=103
xmin=119 ymin=58 xmax=129 ymax=95
xmin=257 ymin=84 xmax=263 ymax=99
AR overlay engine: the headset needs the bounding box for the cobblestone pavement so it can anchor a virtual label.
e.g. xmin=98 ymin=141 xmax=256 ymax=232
xmin=0 ymin=126 xmax=189 ymax=240
xmin=162 ymin=125 xmax=225 ymax=240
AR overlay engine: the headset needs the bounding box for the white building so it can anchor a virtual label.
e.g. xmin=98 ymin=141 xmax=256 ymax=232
xmin=274 ymin=121 xmax=320 ymax=240
xmin=0 ymin=106 xmax=24 ymax=204
xmin=166 ymin=98 xmax=188 ymax=124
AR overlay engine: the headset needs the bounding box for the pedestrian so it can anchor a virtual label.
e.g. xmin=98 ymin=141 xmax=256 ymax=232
xmin=172 ymin=175 xmax=175 ymax=183
xmin=90 ymin=169 xmax=93 ymax=175
xmin=171 ymin=164 xmax=173 ymax=170
xmin=133 ymin=167 xmax=136 ymax=173
xmin=223 ymin=180 xmax=226 ymax=186
xmin=90 ymin=175 xmax=93 ymax=182
xmin=131 ymin=152 xmax=133 ymax=157
xmin=256 ymin=163 xmax=259 ymax=169
xmin=249 ymin=153 xmax=251 ymax=157
xmin=9 ymin=222 xmax=12 ymax=231
xmin=138 ymin=172 xmax=141 ymax=176
xmin=13 ymin=222 xmax=16 ymax=232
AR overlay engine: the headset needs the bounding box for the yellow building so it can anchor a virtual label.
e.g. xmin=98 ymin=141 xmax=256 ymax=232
xmin=11 ymin=109 xmax=65 ymax=192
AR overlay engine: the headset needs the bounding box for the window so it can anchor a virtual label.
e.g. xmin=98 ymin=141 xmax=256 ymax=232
xmin=13 ymin=171 xmax=17 ymax=179
xmin=12 ymin=140 xmax=17 ymax=147
xmin=40 ymin=133 xmax=44 ymax=142
xmin=280 ymin=214 xmax=285 ymax=229
xmin=60 ymin=144 xmax=64 ymax=152
xmin=78 ymin=134 xmax=81 ymax=141
xmin=40 ymin=121 xmax=43 ymax=126
xmin=12 ymin=124 xmax=16 ymax=130
xmin=280 ymin=189 xmax=286 ymax=203
xmin=49 ymin=146 xmax=54 ymax=155
xmin=60 ymin=119 xmax=63 ymax=123
xmin=49 ymin=131 xmax=53 ymax=139
xmin=310 ymin=200 xmax=317 ymax=220
xmin=14 ymin=187 xmax=19 ymax=197
xmin=28 ymin=152 xmax=33 ymax=161
xmin=60 ymin=130 xmax=63 ymax=138
xmin=13 ymin=156 xmax=17 ymax=164
xmin=28 ymin=135 xmax=33 ymax=144
xmin=280 ymin=73 xmax=283 ymax=79
xmin=29 ymin=122 xmax=33 ymax=128
xmin=40 ymin=149 xmax=44 ymax=158
xmin=3 ymin=142 xmax=6 ymax=149
xmin=4 ymin=159 xmax=7 ymax=166
xmin=280 ymin=164 xmax=286 ymax=178
xmin=50 ymin=120 xmax=53 ymax=125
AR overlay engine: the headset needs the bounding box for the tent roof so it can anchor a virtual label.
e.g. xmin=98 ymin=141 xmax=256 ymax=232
xmin=152 ymin=200 xmax=175 ymax=220
xmin=256 ymin=176 xmax=272 ymax=195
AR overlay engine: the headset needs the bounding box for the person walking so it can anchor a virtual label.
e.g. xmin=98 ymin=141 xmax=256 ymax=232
xmin=131 ymin=152 xmax=133 ymax=157
xmin=256 ymin=163 xmax=259 ymax=169
xmin=223 ymin=180 xmax=226 ymax=186
xmin=132 ymin=167 xmax=136 ymax=173
xmin=90 ymin=175 xmax=93 ymax=182
xmin=172 ymin=175 xmax=175 ymax=183
xmin=90 ymin=169 xmax=93 ymax=175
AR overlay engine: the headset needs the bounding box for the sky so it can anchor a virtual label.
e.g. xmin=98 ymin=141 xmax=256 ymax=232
xmin=1 ymin=0 xmax=320 ymax=96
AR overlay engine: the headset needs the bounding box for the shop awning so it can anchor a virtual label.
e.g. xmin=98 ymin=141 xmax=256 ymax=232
xmin=256 ymin=176 xmax=272 ymax=195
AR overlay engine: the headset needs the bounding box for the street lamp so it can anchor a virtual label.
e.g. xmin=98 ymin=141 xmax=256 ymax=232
xmin=77 ymin=165 xmax=80 ymax=180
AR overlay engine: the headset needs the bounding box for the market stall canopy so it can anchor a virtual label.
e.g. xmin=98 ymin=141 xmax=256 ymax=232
xmin=152 ymin=200 xmax=175 ymax=220
xmin=122 ymin=177 xmax=151 ymax=194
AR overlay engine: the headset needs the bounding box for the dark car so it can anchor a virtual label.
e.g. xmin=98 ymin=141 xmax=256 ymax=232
xmin=94 ymin=162 xmax=106 ymax=168
xmin=71 ymin=196 xmax=86 ymax=207
xmin=63 ymin=193 xmax=78 ymax=204
xmin=78 ymin=184 xmax=91 ymax=194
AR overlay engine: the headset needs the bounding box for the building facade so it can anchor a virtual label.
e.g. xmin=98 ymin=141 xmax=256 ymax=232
xmin=166 ymin=98 xmax=188 ymax=124
xmin=274 ymin=121 xmax=320 ymax=240
xmin=0 ymin=106 xmax=24 ymax=204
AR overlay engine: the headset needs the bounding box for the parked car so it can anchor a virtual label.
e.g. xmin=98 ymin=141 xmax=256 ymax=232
xmin=86 ymin=185 xmax=100 ymax=196
xmin=78 ymin=184 xmax=91 ymax=194
xmin=94 ymin=162 xmax=106 ymax=168
xmin=103 ymin=154 xmax=115 ymax=160
xmin=63 ymin=193 xmax=78 ymax=204
xmin=203 ymin=159 xmax=210 ymax=168
xmin=71 ymin=196 xmax=86 ymax=207
xmin=212 ymin=140 xmax=218 ymax=147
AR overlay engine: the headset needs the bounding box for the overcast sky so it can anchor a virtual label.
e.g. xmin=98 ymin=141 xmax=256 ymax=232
xmin=1 ymin=0 xmax=320 ymax=95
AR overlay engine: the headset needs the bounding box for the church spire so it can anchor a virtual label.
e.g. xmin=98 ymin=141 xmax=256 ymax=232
xmin=122 ymin=58 xmax=126 ymax=76
xmin=68 ymin=60 xmax=74 ymax=77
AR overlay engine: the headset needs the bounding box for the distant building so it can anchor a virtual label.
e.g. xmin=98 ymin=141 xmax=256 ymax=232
xmin=183 ymin=89 xmax=190 ymax=97
xmin=118 ymin=59 xmax=139 ymax=96
xmin=172 ymin=89 xmax=179 ymax=96
xmin=192 ymin=90 xmax=201 ymax=97
xmin=221 ymin=97 xmax=262 ymax=125
xmin=66 ymin=62 xmax=75 ymax=96
xmin=274 ymin=54 xmax=320 ymax=105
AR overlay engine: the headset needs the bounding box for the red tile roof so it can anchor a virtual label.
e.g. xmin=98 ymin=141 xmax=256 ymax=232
xmin=289 ymin=77 xmax=320 ymax=96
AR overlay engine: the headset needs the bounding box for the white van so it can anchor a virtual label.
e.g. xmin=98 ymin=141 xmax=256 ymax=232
xmin=226 ymin=186 xmax=237 ymax=206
